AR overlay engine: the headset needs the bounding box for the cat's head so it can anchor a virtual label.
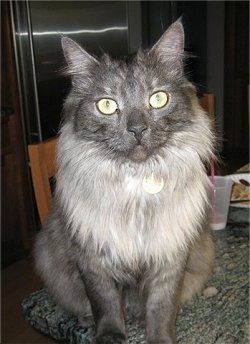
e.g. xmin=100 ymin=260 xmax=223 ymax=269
xmin=61 ymin=19 xmax=209 ymax=163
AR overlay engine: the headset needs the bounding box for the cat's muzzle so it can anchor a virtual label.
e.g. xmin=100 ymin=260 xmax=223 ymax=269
xmin=128 ymin=144 xmax=149 ymax=162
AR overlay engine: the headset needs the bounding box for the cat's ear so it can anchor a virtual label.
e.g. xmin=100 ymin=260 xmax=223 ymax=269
xmin=61 ymin=37 xmax=98 ymax=75
xmin=149 ymin=18 xmax=185 ymax=71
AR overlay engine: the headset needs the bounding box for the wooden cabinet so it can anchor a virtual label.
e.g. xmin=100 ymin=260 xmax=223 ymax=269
xmin=1 ymin=111 xmax=33 ymax=267
xmin=1 ymin=3 xmax=34 ymax=267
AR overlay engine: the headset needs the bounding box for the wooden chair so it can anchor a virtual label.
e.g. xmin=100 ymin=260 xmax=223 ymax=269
xmin=199 ymin=93 xmax=215 ymax=120
xmin=28 ymin=137 xmax=58 ymax=224
xmin=28 ymin=93 xmax=215 ymax=225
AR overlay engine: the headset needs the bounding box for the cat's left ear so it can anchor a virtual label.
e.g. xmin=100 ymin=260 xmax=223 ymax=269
xmin=149 ymin=18 xmax=185 ymax=71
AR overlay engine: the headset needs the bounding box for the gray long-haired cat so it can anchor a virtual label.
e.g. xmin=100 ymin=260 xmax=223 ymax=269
xmin=35 ymin=19 xmax=215 ymax=344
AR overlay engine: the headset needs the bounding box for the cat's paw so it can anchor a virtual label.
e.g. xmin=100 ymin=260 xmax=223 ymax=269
xmin=94 ymin=331 xmax=126 ymax=344
xmin=147 ymin=338 xmax=176 ymax=344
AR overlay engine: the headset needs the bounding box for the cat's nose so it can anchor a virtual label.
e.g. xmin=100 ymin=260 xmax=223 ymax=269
xmin=128 ymin=125 xmax=148 ymax=141
xmin=127 ymin=114 xmax=148 ymax=141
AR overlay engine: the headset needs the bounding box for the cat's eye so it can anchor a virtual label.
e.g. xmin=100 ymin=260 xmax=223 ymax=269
xmin=149 ymin=91 xmax=168 ymax=109
xmin=97 ymin=98 xmax=118 ymax=115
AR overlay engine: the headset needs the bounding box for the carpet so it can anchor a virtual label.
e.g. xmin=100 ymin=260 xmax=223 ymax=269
xmin=22 ymin=207 xmax=249 ymax=343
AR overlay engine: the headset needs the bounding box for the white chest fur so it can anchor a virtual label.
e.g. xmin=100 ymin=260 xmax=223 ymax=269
xmin=57 ymin=124 xmax=211 ymax=269
xmin=59 ymin=161 xmax=209 ymax=269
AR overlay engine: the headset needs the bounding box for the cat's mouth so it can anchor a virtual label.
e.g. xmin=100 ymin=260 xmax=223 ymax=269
xmin=128 ymin=144 xmax=149 ymax=162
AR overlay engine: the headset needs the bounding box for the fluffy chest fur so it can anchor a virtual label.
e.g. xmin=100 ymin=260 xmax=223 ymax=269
xmin=56 ymin=122 xmax=211 ymax=269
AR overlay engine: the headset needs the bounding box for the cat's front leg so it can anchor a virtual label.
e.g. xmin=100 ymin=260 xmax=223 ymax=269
xmin=78 ymin=266 xmax=126 ymax=344
xmin=145 ymin=266 xmax=184 ymax=344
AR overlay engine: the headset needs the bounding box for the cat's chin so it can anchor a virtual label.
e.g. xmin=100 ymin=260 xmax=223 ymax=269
xmin=127 ymin=145 xmax=149 ymax=163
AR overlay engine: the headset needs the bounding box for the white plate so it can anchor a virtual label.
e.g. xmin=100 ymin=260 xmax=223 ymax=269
xmin=228 ymin=173 xmax=250 ymax=208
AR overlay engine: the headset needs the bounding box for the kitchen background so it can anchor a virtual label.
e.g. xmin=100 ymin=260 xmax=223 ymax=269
xmin=1 ymin=1 xmax=249 ymax=267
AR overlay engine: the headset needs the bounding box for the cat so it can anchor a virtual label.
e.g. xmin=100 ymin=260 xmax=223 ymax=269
xmin=35 ymin=19 xmax=215 ymax=344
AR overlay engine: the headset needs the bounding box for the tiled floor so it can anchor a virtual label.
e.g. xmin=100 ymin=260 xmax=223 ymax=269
xmin=2 ymin=257 xmax=56 ymax=344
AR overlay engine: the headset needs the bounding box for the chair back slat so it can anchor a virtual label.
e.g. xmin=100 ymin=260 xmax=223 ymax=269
xmin=28 ymin=137 xmax=58 ymax=224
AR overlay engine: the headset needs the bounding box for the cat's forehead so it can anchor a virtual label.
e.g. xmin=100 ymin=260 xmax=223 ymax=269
xmin=97 ymin=52 xmax=167 ymax=90
xmin=99 ymin=53 xmax=143 ymax=77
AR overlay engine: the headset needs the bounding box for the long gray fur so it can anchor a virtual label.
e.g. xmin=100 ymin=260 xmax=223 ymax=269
xmin=35 ymin=19 xmax=215 ymax=344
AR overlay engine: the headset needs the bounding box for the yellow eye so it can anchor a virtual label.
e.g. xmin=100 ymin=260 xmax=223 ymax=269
xmin=149 ymin=91 xmax=168 ymax=109
xmin=97 ymin=98 xmax=118 ymax=115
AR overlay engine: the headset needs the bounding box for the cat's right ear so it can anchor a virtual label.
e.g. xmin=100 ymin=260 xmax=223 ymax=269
xmin=61 ymin=37 xmax=98 ymax=75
